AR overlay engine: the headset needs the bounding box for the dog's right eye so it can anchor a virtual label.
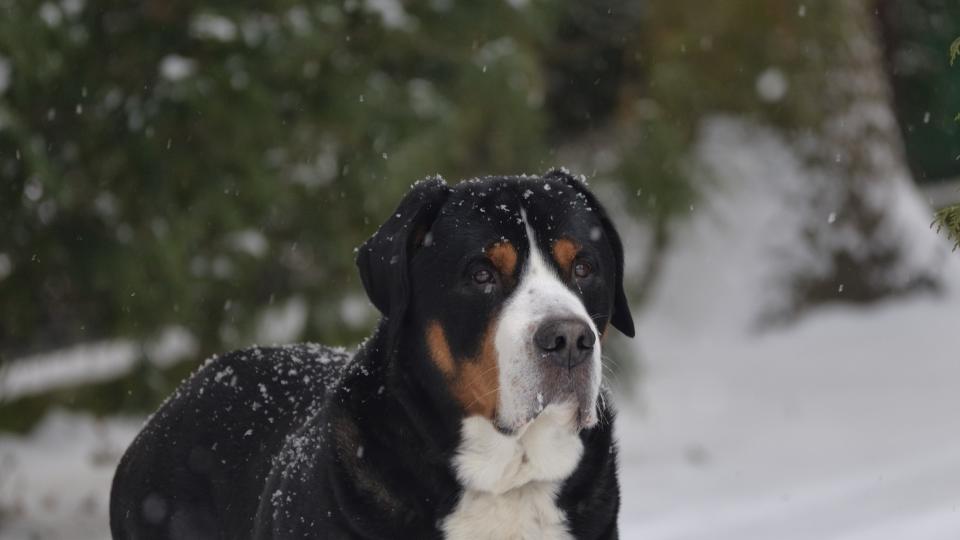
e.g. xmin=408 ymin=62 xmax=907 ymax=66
xmin=472 ymin=268 xmax=494 ymax=284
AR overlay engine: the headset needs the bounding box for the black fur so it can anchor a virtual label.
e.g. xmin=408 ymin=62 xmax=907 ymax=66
xmin=110 ymin=170 xmax=631 ymax=539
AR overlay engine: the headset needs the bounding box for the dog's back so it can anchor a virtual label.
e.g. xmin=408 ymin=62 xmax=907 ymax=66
xmin=110 ymin=344 xmax=350 ymax=540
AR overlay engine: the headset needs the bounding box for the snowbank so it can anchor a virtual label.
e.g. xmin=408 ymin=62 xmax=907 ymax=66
xmin=0 ymin=327 xmax=196 ymax=402
xmin=0 ymin=413 xmax=141 ymax=540
xmin=618 ymin=293 xmax=960 ymax=539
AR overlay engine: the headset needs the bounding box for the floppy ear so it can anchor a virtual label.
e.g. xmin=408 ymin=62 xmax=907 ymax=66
xmin=356 ymin=177 xmax=451 ymax=338
xmin=546 ymin=168 xmax=635 ymax=338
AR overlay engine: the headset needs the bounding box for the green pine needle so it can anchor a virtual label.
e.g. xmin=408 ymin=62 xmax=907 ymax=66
xmin=951 ymin=37 xmax=960 ymax=66
xmin=933 ymin=204 xmax=960 ymax=250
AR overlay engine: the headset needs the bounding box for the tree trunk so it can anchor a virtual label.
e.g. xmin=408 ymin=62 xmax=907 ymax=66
xmin=787 ymin=0 xmax=941 ymax=314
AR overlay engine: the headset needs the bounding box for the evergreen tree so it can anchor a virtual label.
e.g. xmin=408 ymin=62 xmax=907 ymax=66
xmin=0 ymin=1 xmax=561 ymax=359
xmin=0 ymin=1 xmax=690 ymax=425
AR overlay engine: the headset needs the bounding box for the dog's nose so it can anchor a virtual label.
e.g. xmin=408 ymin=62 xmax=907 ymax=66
xmin=533 ymin=319 xmax=595 ymax=369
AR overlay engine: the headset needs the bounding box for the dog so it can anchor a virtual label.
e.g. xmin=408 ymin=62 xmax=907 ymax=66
xmin=110 ymin=168 xmax=634 ymax=539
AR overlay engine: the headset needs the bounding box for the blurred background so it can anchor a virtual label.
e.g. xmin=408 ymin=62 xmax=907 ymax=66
xmin=1 ymin=1 xmax=959 ymax=539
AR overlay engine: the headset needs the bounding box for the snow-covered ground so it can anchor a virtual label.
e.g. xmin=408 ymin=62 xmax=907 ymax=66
xmin=618 ymin=292 xmax=960 ymax=540
xmin=0 ymin=414 xmax=141 ymax=540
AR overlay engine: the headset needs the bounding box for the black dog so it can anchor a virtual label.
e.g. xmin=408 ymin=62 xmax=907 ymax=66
xmin=110 ymin=169 xmax=634 ymax=539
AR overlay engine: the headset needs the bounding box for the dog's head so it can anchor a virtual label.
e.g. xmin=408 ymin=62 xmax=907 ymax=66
xmin=357 ymin=169 xmax=633 ymax=432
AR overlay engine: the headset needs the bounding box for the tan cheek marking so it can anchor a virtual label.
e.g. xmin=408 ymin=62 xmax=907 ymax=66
xmin=552 ymin=238 xmax=579 ymax=276
xmin=427 ymin=321 xmax=455 ymax=376
xmin=486 ymin=242 xmax=517 ymax=281
xmin=456 ymin=323 xmax=499 ymax=419
xmin=425 ymin=320 xmax=500 ymax=420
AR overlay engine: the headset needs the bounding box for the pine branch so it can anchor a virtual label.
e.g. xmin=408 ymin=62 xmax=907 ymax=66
xmin=934 ymin=204 xmax=960 ymax=250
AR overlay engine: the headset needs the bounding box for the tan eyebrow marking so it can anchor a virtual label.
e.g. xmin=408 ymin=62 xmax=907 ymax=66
xmin=485 ymin=241 xmax=517 ymax=278
xmin=426 ymin=320 xmax=499 ymax=419
xmin=551 ymin=237 xmax=580 ymax=275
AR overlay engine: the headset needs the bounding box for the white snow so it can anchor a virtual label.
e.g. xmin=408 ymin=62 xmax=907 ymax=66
xmin=60 ymin=0 xmax=84 ymax=17
xmin=0 ymin=327 xmax=197 ymax=402
xmin=616 ymin=292 xmax=960 ymax=540
xmin=227 ymin=229 xmax=269 ymax=258
xmin=756 ymin=68 xmax=789 ymax=102
xmin=363 ymin=0 xmax=414 ymax=30
xmin=678 ymin=116 xmax=957 ymax=329
xmin=158 ymin=55 xmax=197 ymax=82
xmin=38 ymin=3 xmax=63 ymax=28
xmin=0 ymin=412 xmax=141 ymax=540
xmin=190 ymin=12 xmax=238 ymax=42
xmin=255 ymin=296 xmax=308 ymax=345
xmin=340 ymin=294 xmax=374 ymax=329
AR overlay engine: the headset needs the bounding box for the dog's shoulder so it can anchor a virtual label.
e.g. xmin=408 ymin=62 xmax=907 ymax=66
xmin=194 ymin=342 xmax=352 ymax=395
xmin=111 ymin=343 xmax=354 ymax=539
xmin=141 ymin=343 xmax=351 ymax=435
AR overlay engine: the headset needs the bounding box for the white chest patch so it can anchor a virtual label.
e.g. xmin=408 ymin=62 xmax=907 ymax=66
xmin=442 ymin=403 xmax=583 ymax=540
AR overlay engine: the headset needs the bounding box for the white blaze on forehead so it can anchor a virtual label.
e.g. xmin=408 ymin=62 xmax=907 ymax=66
xmin=493 ymin=208 xmax=602 ymax=431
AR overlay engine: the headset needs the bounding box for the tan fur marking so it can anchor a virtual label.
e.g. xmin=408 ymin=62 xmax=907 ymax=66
xmin=456 ymin=325 xmax=499 ymax=418
xmin=427 ymin=321 xmax=456 ymax=376
xmin=552 ymin=238 xmax=579 ymax=275
xmin=425 ymin=320 xmax=500 ymax=419
xmin=486 ymin=242 xmax=517 ymax=280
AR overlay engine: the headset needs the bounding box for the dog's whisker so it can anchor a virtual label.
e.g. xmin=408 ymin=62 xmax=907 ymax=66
xmin=465 ymin=385 xmax=501 ymax=409
xmin=471 ymin=362 xmax=500 ymax=379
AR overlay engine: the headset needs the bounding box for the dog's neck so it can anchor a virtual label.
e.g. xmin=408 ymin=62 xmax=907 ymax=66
xmin=442 ymin=403 xmax=583 ymax=540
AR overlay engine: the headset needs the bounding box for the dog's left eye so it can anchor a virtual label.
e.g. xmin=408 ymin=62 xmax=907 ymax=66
xmin=573 ymin=261 xmax=592 ymax=279
xmin=473 ymin=268 xmax=495 ymax=284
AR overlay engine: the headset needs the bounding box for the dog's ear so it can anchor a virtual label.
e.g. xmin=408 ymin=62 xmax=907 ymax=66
xmin=356 ymin=177 xmax=450 ymax=327
xmin=546 ymin=168 xmax=635 ymax=338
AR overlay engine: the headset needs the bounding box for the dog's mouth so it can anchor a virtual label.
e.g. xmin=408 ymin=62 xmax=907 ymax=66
xmin=495 ymin=387 xmax=598 ymax=434
xmin=547 ymin=366 xmax=598 ymax=423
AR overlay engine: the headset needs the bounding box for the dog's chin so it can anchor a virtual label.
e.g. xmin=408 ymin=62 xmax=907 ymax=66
xmin=554 ymin=386 xmax=600 ymax=430
xmin=496 ymin=394 xmax=598 ymax=435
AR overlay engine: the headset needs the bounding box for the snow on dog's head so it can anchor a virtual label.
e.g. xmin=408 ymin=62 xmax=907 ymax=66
xmin=356 ymin=169 xmax=634 ymax=433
